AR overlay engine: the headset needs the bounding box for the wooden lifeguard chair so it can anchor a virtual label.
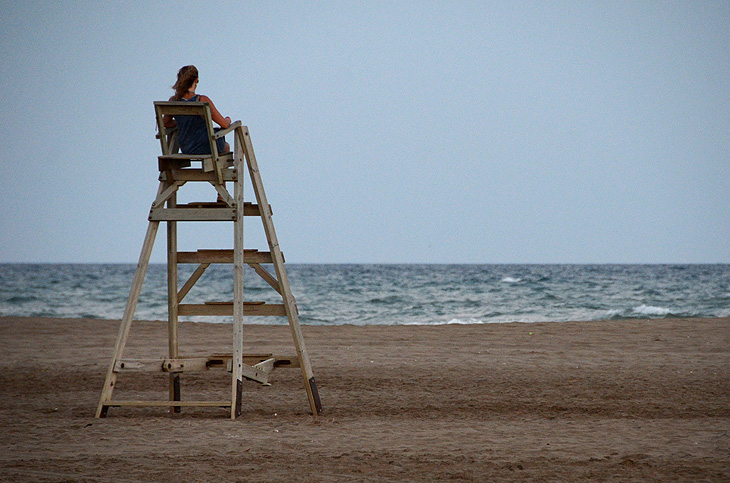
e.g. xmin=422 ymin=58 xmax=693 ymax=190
xmin=95 ymin=101 xmax=322 ymax=419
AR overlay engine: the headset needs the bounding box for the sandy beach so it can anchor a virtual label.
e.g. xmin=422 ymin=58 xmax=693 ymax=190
xmin=0 ymin=316 xmax=728 ymax=482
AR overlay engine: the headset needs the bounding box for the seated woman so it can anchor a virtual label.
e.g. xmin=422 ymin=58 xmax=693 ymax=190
xmin=163 ymin=65 xmax=231 ymax=154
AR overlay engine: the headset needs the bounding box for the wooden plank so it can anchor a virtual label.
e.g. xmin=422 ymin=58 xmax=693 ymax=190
xmin=214 ymin=120 xmax=242 ymax=139
xmin=149 ymin=208 xmax=235 ymax=222
xmin=154 ymin=106 xmax=174 ymax=155
xmin=113 ymin=356 xmax=290 ymax=374
xmin=248 ymin=263 xmax=283 ymax=295
xmin=203 ymin=158 xmax=214 ymax=173
xmin=176 ymin=304 xmax=287 ymax=320
xmin=231 ymin=125 xmax=246 ymax=418
xmin=114 ymin=357 xmax=210 ymax=373
xmin=177 ymin=263 xmax=209 ymax=302
xmin=177 ymin=249 xmax=274 ymax=264
xmin=177 ymin=202 xmax=261 ymax=215
xmin=245 ymin=202 xmax=266 ymax=216
xmin=254 ymin=357 xmax=276 ymax=374
xmin=212 ymin=184 xmax=234 ymax=206
xmin=154 ymin=197 xmax=262 ymax=215
xmin=152 ymin=181 xmax=185 ymax=208
xmin=114 ymin=355 xmax=293 ymax=374
xmin=157 ymin=127 xmax=180 ymax=155
xmin=158 ymin=158 xmax=190 ymax=171
xmin=178 ymin=249 xmax=235 ymax=264
xmin=159 ymin=153 xmax=233 ymax=162
xmin=107 ymin=400 xmax=230 ymax=408
xmin=167 ymin=191 xmax=180 ymax=411
xmin=159 ymin=169 xmax=236 ymax=183
xmin=114 ymin=359 xmax=164 ymax=372
xmin=211 ymin=353 xmax=270 ymax=365
xmin=241 ymin=363 xmax=269 ymax=385
xmin=154 ymin=101 xmax=210 ymax=117
xmin=164 ymin=358 xmax=209 ymax=372
xmin=205 ymin=300 xmax=264 ymax=305
xmin=187 ymin=101 xmax=223 ymax=185
xmin=209 ymin=353 xmax=299 ymax=368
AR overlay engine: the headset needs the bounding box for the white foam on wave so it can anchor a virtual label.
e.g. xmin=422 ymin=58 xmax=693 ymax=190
xmin=632 ymin=304 xmax=672 ymax=316
xmin=717 ymin=307 xmax=730 ymax=317
xmin=501 ymin=277 xmax=522 ymax=283
xmin=403 ymin=318 xmax=486 ymax=325
xmin=446 ymin=318 xmax=485 ymax=325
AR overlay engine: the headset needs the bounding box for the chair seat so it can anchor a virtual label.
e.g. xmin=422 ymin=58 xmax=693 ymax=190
xmin=158 ymin=152 xmax=232 ymax=160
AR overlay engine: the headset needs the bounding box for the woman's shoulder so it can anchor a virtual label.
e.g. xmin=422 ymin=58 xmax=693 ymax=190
xmin=197 ymin=94 xmax=211 ymax=103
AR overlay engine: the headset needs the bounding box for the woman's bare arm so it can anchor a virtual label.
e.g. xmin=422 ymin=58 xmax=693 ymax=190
xmin=199 ymin=95 xmax=231 ymax=128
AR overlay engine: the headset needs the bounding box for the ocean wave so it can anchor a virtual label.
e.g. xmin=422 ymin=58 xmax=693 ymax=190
xmin=603 ymin=304 xmax=680 ymax=320
xmin=368 ymin=295 xmax=407 ymax=305
xmin=403 ymin=318 xmax=486 ymax=325
xmin=632 ymin=304 xmax=673 ymax=316
xmin=3 ymin=295 xmax=41 ymax=304
xmin=445 ymin=318 xmax=485 ymax=325
xmin=2 ymin=264 xmax=729 ymax=325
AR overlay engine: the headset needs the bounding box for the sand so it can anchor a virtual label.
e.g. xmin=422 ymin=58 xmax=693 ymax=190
xmin=0 ymin=316 xmax=728 ymax=482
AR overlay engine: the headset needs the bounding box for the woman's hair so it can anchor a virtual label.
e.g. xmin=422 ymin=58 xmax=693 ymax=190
xmin=172 ymin=65 xmax=199 ymax=100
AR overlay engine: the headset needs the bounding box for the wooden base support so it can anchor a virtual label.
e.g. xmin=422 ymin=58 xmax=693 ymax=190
xmin=113 ymin=354 xmax=299 ymax=374
xmin=106 ymin=400 xmax=231 ymax=408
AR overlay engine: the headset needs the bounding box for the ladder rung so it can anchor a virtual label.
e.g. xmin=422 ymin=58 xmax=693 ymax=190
xmin=178 ymin=303 xmax=287 ymax=317
xmin=159 ymin=169 xmax=237 ymax=183
xmin=114 ymin=354 xmax=293 ymax=373
xmin=205 ymin=301 xmax=265 ymax=305
xmin=149 ymin=207 xmax=235 ymax=221
xmin=177 ymin=249 xmax=278 ymax=264
xmin=149 ymin=204 xmax=269 ymax=221
xmin=158 ymin=153 xmax=233 ymax=161
xmin=175 ymin=202 xmax=266 ymax=216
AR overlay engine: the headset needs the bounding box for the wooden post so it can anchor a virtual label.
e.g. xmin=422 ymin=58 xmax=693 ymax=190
xmin=167 ymin=191 xmax=181 ymax=412
xmin=231 ymin=125 xmax=245 ymax=419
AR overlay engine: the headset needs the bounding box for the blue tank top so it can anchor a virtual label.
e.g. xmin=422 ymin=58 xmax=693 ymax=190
xmin=174 ymin=95 xmax=214 ymax=155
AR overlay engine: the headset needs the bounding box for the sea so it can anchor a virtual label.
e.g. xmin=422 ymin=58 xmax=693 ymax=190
xmin=0 ymin=264 xmax=728 ymax=325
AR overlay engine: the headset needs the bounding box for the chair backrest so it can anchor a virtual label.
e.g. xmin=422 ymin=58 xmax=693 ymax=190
xmin=154 ymin=101 xmax=219 ymax=159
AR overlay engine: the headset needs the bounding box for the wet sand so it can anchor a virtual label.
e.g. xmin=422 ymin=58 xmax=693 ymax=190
xmin=0 ymin=316 xmax=728 ymax=482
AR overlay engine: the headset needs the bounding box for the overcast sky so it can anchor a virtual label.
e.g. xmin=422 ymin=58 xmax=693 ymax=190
xmin=1 ymin=1 xmax=728 ymax=264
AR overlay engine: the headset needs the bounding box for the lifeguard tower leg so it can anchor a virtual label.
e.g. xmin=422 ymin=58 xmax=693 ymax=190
xmin=239 ymin=127 xmax=322 ymax=416
xmin=167 ymin=192 xmax=181 ymax=412
xmin=96 ymin=221 xmax=160 ymax=418
xmin=230 ymin=125 xmax=246 ymax=419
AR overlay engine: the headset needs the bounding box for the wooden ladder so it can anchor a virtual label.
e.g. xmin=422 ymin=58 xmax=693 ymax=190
xmin=96 ymin=108 xmax=321 ymax=419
